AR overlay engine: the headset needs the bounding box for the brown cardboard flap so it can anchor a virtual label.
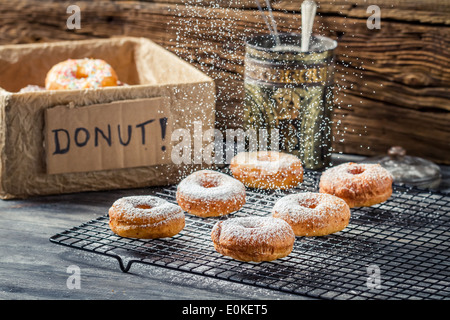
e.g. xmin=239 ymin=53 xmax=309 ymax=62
xmin=45 ymin=97 xmax=173 ymax=174
xmin=0 ymin=37 xmax=215 ymax=199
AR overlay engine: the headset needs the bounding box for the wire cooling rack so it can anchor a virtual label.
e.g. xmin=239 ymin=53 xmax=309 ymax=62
xmin=50 ymin=170 xmax=450 ymax=300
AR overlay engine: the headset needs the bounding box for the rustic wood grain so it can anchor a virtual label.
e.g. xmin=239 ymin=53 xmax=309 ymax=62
xmin=95 ymin=0 xmax=450 ymax=24
xmin=275 ymin=0 xmax=450 ymax=24
xmin=0 ymin=0 xmax=448 ymax=164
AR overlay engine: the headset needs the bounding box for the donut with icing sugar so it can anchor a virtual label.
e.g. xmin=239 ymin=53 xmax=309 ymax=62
xmin=272 ymin=192 xmax=351 ymax=236
xmin=45 ymin=58 xmax=118 ymax=90
xmin=319 ymin=162 xmax=393 ymax=208
xmin=176 ymin=170 xmax=246 ymax=217
xmin=108 ymin=195 xmax=185 ymax=239
xmin=230 ymin=151 xmax=303 ymax=190
xmin=211 ymin=216 xmax=295 ymax=262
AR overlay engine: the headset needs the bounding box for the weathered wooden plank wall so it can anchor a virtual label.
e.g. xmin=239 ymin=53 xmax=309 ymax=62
xmin=0 ymin=0 xmax=449 ymax=164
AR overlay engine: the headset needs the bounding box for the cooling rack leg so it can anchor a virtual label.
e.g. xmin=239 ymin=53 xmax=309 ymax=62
xmin=115 ymin=256 xmax=134 ymax=273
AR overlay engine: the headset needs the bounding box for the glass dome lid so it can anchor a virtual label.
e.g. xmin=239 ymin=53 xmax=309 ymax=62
xmin=360 ymin=146 xmax=442 ymax=189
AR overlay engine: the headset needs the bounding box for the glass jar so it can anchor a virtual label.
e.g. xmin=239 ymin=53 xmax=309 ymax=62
xmin=243 ymin=33 xmax=338 ymax=170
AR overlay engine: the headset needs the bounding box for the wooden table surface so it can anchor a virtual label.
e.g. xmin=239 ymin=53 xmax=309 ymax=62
xmin=1 ymin=154 xmax=449 ymax=301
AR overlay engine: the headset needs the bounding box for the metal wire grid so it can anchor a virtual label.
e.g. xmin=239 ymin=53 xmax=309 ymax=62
xmin=50 ymin=171 xmax=450 ymax=300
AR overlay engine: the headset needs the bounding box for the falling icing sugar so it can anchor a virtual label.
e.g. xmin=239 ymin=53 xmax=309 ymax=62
xmin=166 ymin=0 xmax=375 ymax=158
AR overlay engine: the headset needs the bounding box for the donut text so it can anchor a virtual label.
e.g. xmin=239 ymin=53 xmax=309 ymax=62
xmin=45 ymin=97 xmax=172 ymax=174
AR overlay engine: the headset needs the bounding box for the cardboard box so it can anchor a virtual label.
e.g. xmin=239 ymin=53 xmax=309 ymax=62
xmin=0 ymin=37 xmax=215 ymax=199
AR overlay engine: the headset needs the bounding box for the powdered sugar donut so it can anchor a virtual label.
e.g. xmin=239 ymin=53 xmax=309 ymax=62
xmin=319 ymin=162 xmax=393 ymax=208
xmin=108 ymin=195 xmax=185 ymax=239
xmin=176 ymin=170 xmax=246 ymax=217
xmin=45 ymin=58 xmax=118 ymax=90
xmin=211 ymin=216 xmax=295 ymax=262
xmin=230 ymin=151 xmax=303 ymax=190
xmin=272 ymin=192 xmax=351 ymax=236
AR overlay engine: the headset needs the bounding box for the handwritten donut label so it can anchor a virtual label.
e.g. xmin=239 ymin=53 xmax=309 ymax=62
xmin=44 ymin=97 xmax=172 ymax=174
